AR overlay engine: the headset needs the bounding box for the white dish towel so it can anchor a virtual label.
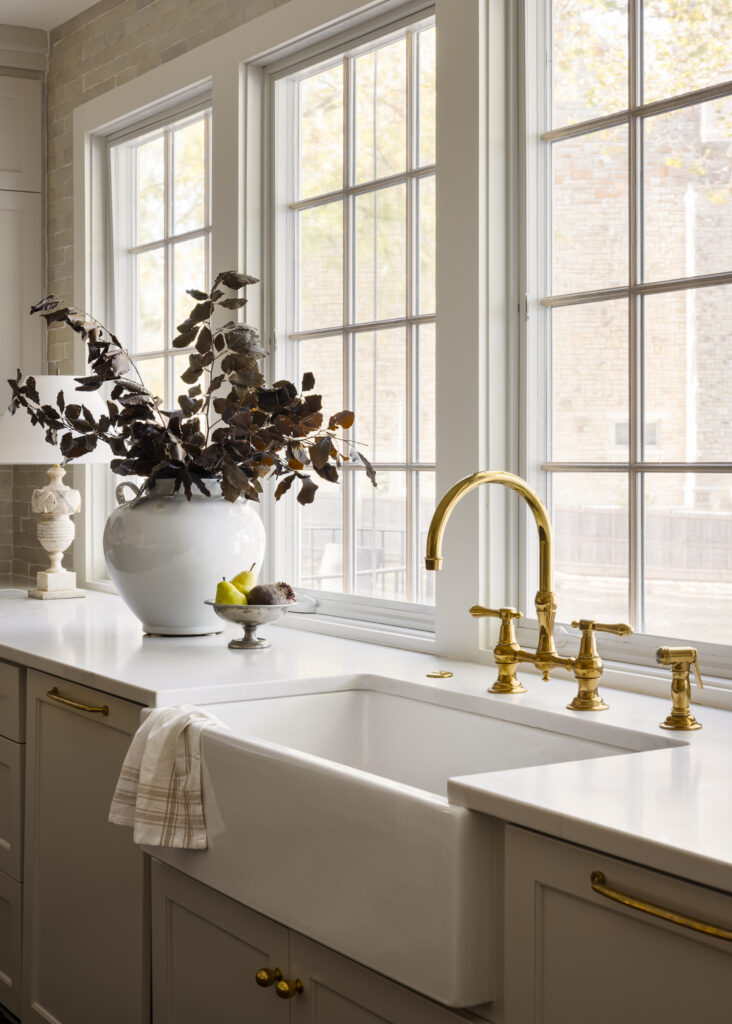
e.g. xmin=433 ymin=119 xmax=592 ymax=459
xmin=109 ymin=704 xmax=227 ymax=849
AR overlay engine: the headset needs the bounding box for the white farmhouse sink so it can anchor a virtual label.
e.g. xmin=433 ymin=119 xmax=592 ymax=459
xmin=151 ymin=676 xmax=681 ymax=1007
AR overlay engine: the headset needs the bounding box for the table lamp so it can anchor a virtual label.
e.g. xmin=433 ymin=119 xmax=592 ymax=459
xmin=0 ymin=376 xmax=110 ymax=599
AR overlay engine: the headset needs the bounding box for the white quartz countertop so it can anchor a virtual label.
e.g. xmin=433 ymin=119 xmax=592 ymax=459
xmin=2 ymin=587 xmax=732 ymax=893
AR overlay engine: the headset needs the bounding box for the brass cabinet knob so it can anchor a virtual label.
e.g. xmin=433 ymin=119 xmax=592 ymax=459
xmin=276 ymin=977 xmax=304 ymax=999
xmin=255 ymin=967 xmax=282 ymax=988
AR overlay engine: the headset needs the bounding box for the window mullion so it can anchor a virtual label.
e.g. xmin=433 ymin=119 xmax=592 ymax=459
xmin=343 ymin=55 xmax=354 ymax=595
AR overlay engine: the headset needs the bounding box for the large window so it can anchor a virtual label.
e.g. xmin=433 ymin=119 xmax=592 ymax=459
xmin=110 ymin=105 xmax=212 ymax=407
xmin=532 ymin=0 xmax=732 ymax=650
xmin=274 ymin=16 xmax=436 ymax=619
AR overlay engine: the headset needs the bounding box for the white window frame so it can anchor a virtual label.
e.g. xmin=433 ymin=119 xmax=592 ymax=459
xmin=519 ymin=0 xmax=732 ymax=686
xmin=266 ymin=7 xmax=436 ymax=632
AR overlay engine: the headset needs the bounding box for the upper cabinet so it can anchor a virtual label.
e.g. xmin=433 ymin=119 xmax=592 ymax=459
xmin=0 ymin=76 xmax=42 ymax=192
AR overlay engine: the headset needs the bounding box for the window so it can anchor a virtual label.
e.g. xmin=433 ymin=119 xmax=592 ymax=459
xmin=109 ymin=106 xmax=212 ymax=407
xmin=530 ymin=0 xmax=732 ymax=651
xmin=273 ymin=16 xmax=436 ymax=622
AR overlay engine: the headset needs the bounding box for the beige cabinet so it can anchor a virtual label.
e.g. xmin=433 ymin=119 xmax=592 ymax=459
xmin=0 ymin=658 xmax=24 ymax=1017
xmin=0 ymin=75 xmax=42 ymax=192
xmin=504 ymin=825 xmax=732 ymax=1024
xmin=22 ymin=670 xmax=148 ymax=1024
xmin=152 ymin=860 xmax=477 ymax=1024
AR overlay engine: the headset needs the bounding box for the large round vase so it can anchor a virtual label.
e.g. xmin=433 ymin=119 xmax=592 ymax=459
xmin=103 ymin=479 xmax=266 ymax=635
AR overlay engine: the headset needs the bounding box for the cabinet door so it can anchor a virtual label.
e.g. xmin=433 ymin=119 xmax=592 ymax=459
xmin=23 ymin=671 xmax=148 ymax=1024
xmin=0 ymin=190 xmax=43 ymax=380
xmin=290 ymin=933 xmax=476 ymax=1024
xmin=505 ymin=825 xmax=732 ymax=1024
xmin=0 ymin=735 xmax=23 ymax=881
xmin=0 ymin=867 xmax=22 ymax=1018
xmin=0 ymin=76 xmax=42 ymax=191
xmin=151 ymin=860 xmax=290 ymax=1024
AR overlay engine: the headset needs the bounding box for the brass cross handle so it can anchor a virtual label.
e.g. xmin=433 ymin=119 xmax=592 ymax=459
xmin=470 ymin=605 xmax=523 ymax=622
xmin=571 ymin=619 xmax=633 ymax=637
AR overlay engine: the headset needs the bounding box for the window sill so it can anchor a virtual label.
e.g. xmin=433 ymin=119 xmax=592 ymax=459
xmin=278 ymin=607 xmax=437 ymax=653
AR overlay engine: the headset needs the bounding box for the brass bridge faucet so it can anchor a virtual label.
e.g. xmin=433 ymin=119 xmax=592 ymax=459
xmin=657 ymin=646 xmax=704 ymax=731
xmin=425 ymin=470 xmax=634 ymax=709
xmin=425 ymin=471 xmax=558 ymax=679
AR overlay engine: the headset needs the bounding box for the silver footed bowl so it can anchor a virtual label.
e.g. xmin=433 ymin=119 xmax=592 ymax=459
xmin=204 ymin=599 xmax=295 ymax=650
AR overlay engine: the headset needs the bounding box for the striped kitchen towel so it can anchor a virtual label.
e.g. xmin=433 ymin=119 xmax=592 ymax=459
xmin=109 ymin=704 xmax=227 ymax=849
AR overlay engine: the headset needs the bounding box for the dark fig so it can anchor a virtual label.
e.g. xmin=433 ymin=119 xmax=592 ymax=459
xmin=247 ymin=582 xmax=295 ymax=605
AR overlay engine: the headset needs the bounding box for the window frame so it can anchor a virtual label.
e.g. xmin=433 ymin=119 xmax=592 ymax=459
xmin=519 ymin=0 xmax=732 ymax=683
xmin=267 ymin=7 xmax=437 ymax=632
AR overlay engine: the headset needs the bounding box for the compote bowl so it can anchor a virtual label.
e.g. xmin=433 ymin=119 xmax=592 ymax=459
xmin=204 ymin=600 xmax=294 ymax=649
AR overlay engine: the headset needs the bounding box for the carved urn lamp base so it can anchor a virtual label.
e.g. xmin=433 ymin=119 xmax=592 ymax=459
xmin=28 ymin=464 xmax=85 ymax=600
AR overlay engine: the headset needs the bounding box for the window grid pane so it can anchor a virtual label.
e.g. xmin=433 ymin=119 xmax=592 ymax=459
xmin=544 ymin=3 xmax=732 ymax=642
xmin=289 ymin=21 xmax=435 ymax=605
xmin=121 ymin=110 xmax=212 ymax=409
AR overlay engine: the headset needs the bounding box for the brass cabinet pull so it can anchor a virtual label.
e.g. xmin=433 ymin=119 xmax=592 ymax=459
xmin=47 ymin=687 xmax=109 ymax=716
xmin=275 ymin=977 xmax=304 ymax=999
xmin=255 ymin=967 xmax=282 ymax=988
xmin=591 ymin=871 xmax=732 ymax=942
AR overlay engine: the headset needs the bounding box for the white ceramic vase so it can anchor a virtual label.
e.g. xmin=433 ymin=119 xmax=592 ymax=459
xmin=103 ymin=478 xmax=266 ymax=635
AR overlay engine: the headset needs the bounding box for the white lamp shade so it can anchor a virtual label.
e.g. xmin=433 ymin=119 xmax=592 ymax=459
xmin=0 ymin=376 xmax=111 ymax=465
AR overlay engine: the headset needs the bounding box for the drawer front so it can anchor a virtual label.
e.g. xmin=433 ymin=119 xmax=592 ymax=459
xmin=0 ymin=867 xmax=22 ymax=1019
xmin=0 ymin=662 xmax=24 ymax=742
xmin=0 ymin=736 xmax=22 ymax=882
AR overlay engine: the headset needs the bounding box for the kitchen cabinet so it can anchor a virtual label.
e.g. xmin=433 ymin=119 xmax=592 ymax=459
xmin=151 ymin=860 xmax=479 ymax=1024
xmin=0 ymin=73 xmax=44 ymax=381
xmin=0 ymin=658 xmax=24 ymax=1017
xmin=22 ymin=670 xmax=148 ymax=1024
xmin=504 ymin=825 xmax=732 ymax=1024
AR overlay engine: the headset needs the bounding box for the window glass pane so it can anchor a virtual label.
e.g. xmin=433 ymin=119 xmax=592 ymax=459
xmin=554 ymin=472 xmax=629 ymax=623
xmin=300 ymin=336 xmax=343 ymax=426
xmin=552 ymin=300 xmax=628 ymax=461
xmin=354 ymin=38 xmax=407 ymax=183
xmin=136 ymin=355 xmax=165 ymax=405
xmin=173 ymin=117 xmax=206 ymax=235
xmin=417 ymin=470 xmax=436 ymax=605
xmin=644 ymin=285 xmax=732 ymax=461
xmin=645 ymin=473 xmax=732 ymax=644
xmin=135 ymin=248 xmax=165 ymax=353
xmin=173 ymin=235 xmax=207 ymax=330
xmin=299 ymin=64 xmax=343 ymax=199
xmin=417 ymin=175 xmax=436 ymax=315
xmin=643 ymin=0 xmax=732 ymax=104
xmin=416 ymin=323 xmax=435 ymax=463
xmin=300 ymin=480 xmax=344 ymax=593
xmin=643 ymin=97 xmax=732 ymax=283
xmin=552 ymin=125 xmax=628 ymax=294
xmin=298 ymin=201 xmax=343 ymax=331
xmin=354 ymin=184 xmax=406 ymax=322
xmin=552 ymin=0 xmax=628 ymax=127
xmin=417 ymin=25 xmax=436 ymax=166
xmin=355 ymin=328 xmax=407 ymax=463
xmin=136 ymin=134 xmax=164 ymax=245
xmin=355 ymin=471 xmax=407 ymax=600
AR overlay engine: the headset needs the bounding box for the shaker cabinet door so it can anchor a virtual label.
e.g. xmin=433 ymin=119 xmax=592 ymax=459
xmin=151 ymin=859 xmax=290 ymax=1024
xmin=0 ymin=76 xmax=42 ymax=191
xmin=22 ymin=672 xmax=148 ymax=1024
xmin=504 ymin=825 xmax=732 ymax=1024
xmin=289 ymin=933 xmax=476 ymax=1024
xmin=0 ymin=190 xmax=43 ymax=380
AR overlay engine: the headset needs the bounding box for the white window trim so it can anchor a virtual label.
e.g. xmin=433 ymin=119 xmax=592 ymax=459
xmin=519 ymin=0 xmax=732 ymax=686
xmin=265 ymin=7 xmax=436 ymax=633
xmin=71 ymin=0 xmax=732 ymax=699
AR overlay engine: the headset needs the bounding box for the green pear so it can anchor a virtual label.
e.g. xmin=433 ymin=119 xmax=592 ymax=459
xmin=215 ymin=578 xmax=248 ymax=605
xmin=230 ymin=562 xmax=258 ymax=596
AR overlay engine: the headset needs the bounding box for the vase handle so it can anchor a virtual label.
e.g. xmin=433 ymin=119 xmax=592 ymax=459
xmin=115 ymin=481 xmax=141 ymax=506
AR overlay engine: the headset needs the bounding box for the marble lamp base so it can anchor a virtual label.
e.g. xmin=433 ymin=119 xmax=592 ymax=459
xmin=28 ymin=464 xmax=85 ymax=601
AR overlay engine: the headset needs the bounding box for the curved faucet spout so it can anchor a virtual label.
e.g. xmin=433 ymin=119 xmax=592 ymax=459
xmin=425 ymin=470 xmax=558 ymax=671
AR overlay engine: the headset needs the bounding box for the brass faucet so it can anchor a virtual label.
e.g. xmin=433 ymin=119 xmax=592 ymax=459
xmin=425 ymin=471 xmax=634 ymax=707
xmin=657 ymin=646 xmax=703 ymax=731
xmin=425 ymin=471 xmax=558 ymax=679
